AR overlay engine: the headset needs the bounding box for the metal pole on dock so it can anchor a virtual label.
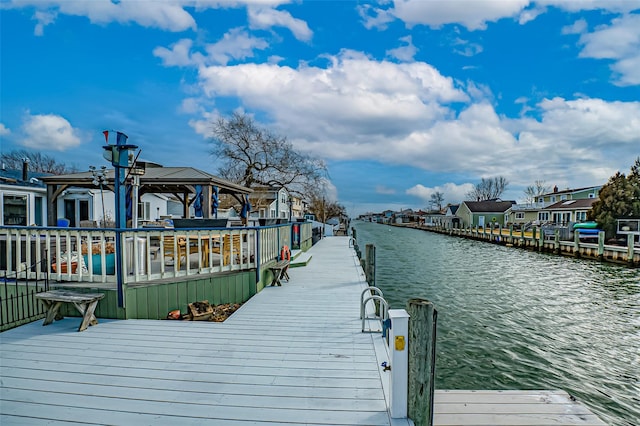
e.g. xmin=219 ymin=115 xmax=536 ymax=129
xmin=407 ymin=298 xmax=437 ymax=426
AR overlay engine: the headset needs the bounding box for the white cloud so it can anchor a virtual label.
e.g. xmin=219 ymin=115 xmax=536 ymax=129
xmin=538 ymin=0 xmax=640 ymax=14
xmin=154 ymin=38 xmax=196 ymax=67
xmin=376 ymin=185 xmax=397 ymax=195
xmin=0 ymin=123 xmax=11 ymax=136
xmin=197 ymin=50 xmax=467 ymax=143
xmin=406 ymin=182 xmax=475 ymax=205
xmin=386 ymin=35 xmax=418 ymax=62
xmin=45 ymin=0 xmax=196 ymax=32
xmin=7 ymin=0 xmax=299 ymax=34
xmin=577 ymin=13 xmax=640 ymax=86
xmin=562 ymin=18 xmax=588 ymax=35
xmin=358 ymin=3 xmax=395 ymax=30
xmin=452 ymin=37 xmax=483 ymax=57
xmin=154 ymin=29 xmax=268 ymax=67
xmin=247 ymin=5 xmax=312 ymax=41
xmin=385 ymin=0 xmax=531 ymax=30
xmin=364 ymin=0 xmax=639 ymax=31
xmin=20 ymin=113 xmax=82 ymax=151
xmin=204 ymin=27 xmax=269 ymax=65
xmin=518 ymin=5 xmax=546 ymax=24
xmin=33 ymin=10 xmax=57 ymax=36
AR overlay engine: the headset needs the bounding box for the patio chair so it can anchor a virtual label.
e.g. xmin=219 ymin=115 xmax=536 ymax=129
xmin=164 ymin=235 xmax=202 ymax=269
xmin=211 ymin=234 xmax=241 ymax=265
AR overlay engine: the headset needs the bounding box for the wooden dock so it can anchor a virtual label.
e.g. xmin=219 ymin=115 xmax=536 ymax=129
xmin=0 ymin=237 xmax=606 ymax=425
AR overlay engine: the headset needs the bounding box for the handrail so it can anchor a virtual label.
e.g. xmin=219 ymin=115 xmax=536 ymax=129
xmin=360 ymin=286 xmax=384 ymax=319
xmin=361 ymin=294 xmax=388 ymax=333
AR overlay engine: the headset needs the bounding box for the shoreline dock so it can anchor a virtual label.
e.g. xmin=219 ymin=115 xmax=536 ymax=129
xmin=0 ymin=237 xmax=605 ymax=425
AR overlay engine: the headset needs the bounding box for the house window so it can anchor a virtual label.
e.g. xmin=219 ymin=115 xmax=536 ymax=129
xmin=259 ymin=209 xmax=266 ymax=218
xmin=575 ymin=211 xmax=587 ymax=222
xmin=3 ymin=194 xmax=27 ymax=226
xmin=588 ymin=193 xmax=595 ymax=198
xmin=270 ymin=209 xmax=276 ymax=218
xmin=550 ymin=196 xmax=556 ymax=202
xmin=560 ymin=195 xmax=567 ymax=200
xmin=138 ymin=202 xmax=151 ymax=220
xmin=537 ymin=197 xmax=543 ymax=203
xmin=538 ymin=212 xmax=550 ymax=221
xmin=515 ymin=212 xmax=525 ymax=219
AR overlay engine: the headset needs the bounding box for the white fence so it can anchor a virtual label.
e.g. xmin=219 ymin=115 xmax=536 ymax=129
xmin=0 ymin=225 xmax=300 ymax=284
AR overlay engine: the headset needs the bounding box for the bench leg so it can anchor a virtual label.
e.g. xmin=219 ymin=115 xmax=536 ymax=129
xmin=73 ymin=301 xmax=100 ymax=332
xmin=270 ymin=268 xmax=283 ymax=286
xmin=42 ymin=301 xmax=64 ymax=326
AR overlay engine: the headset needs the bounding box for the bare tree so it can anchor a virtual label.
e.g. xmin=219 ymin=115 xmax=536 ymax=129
xmin=0 ymin=149 xmax=76 ymax=174
xmin=307 ymin=194 xmax=347 ymax=223
xmin=523 ymin=180 xmax=550 ymax=205
xmin=430 ymin=191 xmax=445 ymax=212
xmin=466 ymin=176 xmax=509 ymax=201
xmin=210 ymin=112 xmax=327 ymax=195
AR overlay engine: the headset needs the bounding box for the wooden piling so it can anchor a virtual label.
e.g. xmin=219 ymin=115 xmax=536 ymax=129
xmin=407 ymin=298 xmax=437 ymax=426
xmin=365 ymin=243 xmax=376 ymax=286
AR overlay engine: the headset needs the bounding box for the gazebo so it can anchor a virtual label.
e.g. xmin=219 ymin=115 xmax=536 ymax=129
xmin=40 ymin=164 xmax=252 ymax=226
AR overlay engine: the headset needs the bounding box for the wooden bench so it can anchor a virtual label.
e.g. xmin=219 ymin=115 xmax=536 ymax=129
xmin=35 ymin=290 xmax=105 ymax=332
xmin=268 ymin=260 xmax=290 ymax=286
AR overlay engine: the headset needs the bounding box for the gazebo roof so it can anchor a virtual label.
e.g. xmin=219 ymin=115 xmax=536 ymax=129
xmin=40 ymin=166 xmax=251 ymax=195
xmin=40 ymin=166 xmax=252 ymax=225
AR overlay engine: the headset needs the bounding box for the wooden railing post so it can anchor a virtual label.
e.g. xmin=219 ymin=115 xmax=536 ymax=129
xmin=407 ymin=298 xmax=437 ymax=426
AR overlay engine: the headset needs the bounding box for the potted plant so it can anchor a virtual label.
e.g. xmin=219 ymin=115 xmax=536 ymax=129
xmin=81 ymin=242 xmax=116 ymax=274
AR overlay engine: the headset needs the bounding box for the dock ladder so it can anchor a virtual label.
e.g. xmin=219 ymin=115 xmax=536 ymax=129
xmin=361 ymin=286 xmax=389 ymax=333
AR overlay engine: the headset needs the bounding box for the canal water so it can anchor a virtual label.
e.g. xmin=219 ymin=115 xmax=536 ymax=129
xmin=352 ymin=221 xmax=639 ymax=426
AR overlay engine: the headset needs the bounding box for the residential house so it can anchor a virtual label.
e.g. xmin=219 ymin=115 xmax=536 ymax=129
xmin=456 ymin=200 xmax=516 ymax=228
xmin=421 ymin=210 xmax=445 ymax=226
xmin=290 ymin=195 xmax=307 ymax=220
xmin=543 ymin=198 xmax=598 ymax=226
xmin=435 ymin=204 xmax=460 ymax=228
xmin=537 ymin=185 xmax=601 ymax=205
xmin=247 ymin=186 xmax=291 ymax=220
xmin=506 ymin=185 xmax=602 ymax=228
xmin=506 ymin=204 xmax=542 ymax=228
xmin=0 ymin=163 xmax=49 ymax=226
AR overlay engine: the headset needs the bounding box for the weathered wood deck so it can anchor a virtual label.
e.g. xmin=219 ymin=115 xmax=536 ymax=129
xmin=0 ymin=237 xmax=605 ymax=425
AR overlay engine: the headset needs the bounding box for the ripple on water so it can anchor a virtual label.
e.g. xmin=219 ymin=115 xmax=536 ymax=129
xmin=353 ymin=222 xmax=640 ymax=426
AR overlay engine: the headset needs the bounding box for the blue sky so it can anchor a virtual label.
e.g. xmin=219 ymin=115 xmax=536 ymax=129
xmin=1 ymin=0 xmax=639 ymax=216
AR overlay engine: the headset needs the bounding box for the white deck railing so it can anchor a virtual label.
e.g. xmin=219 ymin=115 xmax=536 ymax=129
xmin=0 ymin=226 xmax=284 ymax=284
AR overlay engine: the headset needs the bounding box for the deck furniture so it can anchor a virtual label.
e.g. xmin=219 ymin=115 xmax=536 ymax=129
xmin=210 ymin=234 xmax=241 ymax=266
xmin=35 ymin=290 xmax=105 ymax=332
xmin=269 ymin=260 xmax=290 ymax=286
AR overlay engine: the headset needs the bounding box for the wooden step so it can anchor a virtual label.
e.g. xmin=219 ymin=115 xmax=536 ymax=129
xmin=290 ymin=252 xmax=312 ymax=267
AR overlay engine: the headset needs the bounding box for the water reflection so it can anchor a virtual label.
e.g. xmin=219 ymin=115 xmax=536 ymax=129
xmin=353 ymin=221 xmax=640 ymax=426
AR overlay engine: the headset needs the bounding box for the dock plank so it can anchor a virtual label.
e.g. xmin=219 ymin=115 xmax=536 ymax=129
xmin=0 ymin=237 xmax=606 ymax=426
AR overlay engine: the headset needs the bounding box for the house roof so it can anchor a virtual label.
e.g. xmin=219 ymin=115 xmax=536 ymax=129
xmin=462 ymin=200 xmax=515 ymax=213
xmin=541 ymin=185 xmax=601 ymax=197
xmin=544 ymin=198 xmax=598 ymax=210
xmin=0 ymin=169 xmax=51 ymax=188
